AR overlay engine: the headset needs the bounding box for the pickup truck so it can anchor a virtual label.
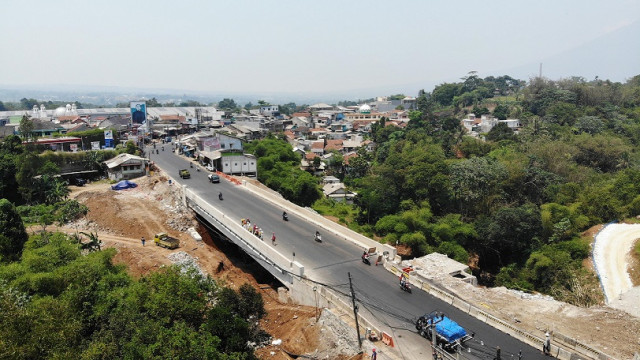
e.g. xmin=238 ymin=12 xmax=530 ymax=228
xmin=179 ymin=169 xmax=191 ymax=179
xmin=153 ymin=233 xmax=180 ymax=249
xmin=415 ymin=312 xmax=473 ymax=351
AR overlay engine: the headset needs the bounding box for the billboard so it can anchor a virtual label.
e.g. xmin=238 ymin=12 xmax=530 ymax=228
xmin=104 ymin=130 xmax=113 ymax=140
xmin=70 ymin=144 xmax=78 ymax=153
xmin=130 ymin=101 xmax=147 ymax=125
xmin=91 ymin=141 xmax=100 ymax=150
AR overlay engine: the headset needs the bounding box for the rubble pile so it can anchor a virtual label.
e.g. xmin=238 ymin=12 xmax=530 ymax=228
xmin=167 ymin=251 xmax=207 ymax=278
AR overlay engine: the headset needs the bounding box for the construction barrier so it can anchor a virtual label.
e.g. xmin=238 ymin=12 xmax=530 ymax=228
xmin=381 ymin=331 xmax=394 ymax=347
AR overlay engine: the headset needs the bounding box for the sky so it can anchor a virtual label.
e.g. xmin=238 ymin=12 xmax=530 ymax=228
xmin=1 ymin=0 xmax=639 ymax=98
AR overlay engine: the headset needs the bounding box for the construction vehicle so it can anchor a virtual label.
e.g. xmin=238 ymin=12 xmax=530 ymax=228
xmin=153 ymin=233 xmax=180 ymax=249
xmin=179 ymin=169 xmax=191 ymax=179
xmin=415 ymin=311 xmax=473 ymax=351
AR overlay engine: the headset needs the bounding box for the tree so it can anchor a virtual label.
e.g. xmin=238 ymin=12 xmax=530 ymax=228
xmin=486 ymin=122 xmax=516 ymax=142
xmin=492 ymin=104 xmax=510 ymax=120
xmin=0 ymin=199 xmax=28 ymax=262
xmin=79 ymin=232 xmax=102 ymax=252
xmin=449 ymin=157 xmax=508 ymax=217
xmin=574 ymin=115 xmax=604 ymax=135
xmin=476 ymin=203 xmax=542 ymax=269
xmin=18 ymin=115 xmax=35 ymax=142
xmin=146 ymin=97 xmax=161 ymax=107
xmin=218 ymin=98 xmax=237 ymax=110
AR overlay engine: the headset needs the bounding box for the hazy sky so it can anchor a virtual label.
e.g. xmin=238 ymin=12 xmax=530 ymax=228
xmin=1 ymin=0 xmax=639 ymax=96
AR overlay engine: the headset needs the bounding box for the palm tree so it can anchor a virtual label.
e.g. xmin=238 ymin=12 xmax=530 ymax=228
xmin=79 ymin=232 xmax=102 ymax=252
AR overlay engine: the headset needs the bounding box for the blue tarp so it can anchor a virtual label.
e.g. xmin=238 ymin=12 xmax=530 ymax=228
xmin=111 ymin=180 xmax=138 ymax=190
xmin=434 ymin=317 xmax=467 ymax=343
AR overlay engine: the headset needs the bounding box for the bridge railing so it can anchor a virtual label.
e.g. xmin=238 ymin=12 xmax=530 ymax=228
xmin=185 ymin=188 xmax=304 ymax=281
xmin=240 ymin=179 xmax=397 ymax=260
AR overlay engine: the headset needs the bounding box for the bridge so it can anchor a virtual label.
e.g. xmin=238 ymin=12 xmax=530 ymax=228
xmin=150 ymin=146 xmax=598 ymax=360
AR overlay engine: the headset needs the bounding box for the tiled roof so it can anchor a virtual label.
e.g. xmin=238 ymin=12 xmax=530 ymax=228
xmin=324 ymin=139 xmax=343 ymax=151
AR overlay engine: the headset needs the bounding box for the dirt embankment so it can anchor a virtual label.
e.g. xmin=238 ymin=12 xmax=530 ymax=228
xmin=65 ymin=177 xmax=329 ymax=359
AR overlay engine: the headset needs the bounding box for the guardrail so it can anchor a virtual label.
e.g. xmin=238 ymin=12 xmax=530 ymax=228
xmin=185 ymin=187 xmax=304 ymax=281
xmin=240 ymin=179 xmax=397 ymax=260
xmin=387 ymin=262 xmax=615 ymax=360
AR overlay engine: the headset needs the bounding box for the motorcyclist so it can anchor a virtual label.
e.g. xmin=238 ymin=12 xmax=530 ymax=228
xmin=315 ymin=230 xmax=320 ymax=241
xmin=190 ymin=163 xmax=193 ymax=168
xmin=218 ymin=192 xmax=223 ymax=200
xmin=400 ymin=274 xmax=407 ymax=289
xmin=162 ymin=146 xmax=164 ymax=151
xmin=362 ymin=250 xmax=369 ymax=261
xmin=282 ymin=211 xmax=288 ymax=220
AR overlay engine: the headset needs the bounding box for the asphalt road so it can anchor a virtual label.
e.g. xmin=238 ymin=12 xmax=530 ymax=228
xmin=149 ymin=145 xmax=546 ymax=360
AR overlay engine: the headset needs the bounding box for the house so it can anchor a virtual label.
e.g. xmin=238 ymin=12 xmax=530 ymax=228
xmin=260 ymin=105 xmax=279 ymax=117
xmin=324 ymin=139 xmax=343 ymax=153
xmin=311 ymin=140 xmax=325 ymax=156
xmin=309 ymin=103 xmax=334 ymax=111
xmin=103 ymin=153 xmax=147 ymax=181
xmin=322 ymin=176 xmax=340 ymax=185
xmin=322 ymin=182 xmax=356 ymax=203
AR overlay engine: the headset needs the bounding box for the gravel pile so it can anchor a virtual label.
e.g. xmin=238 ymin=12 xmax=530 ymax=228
xmin=167 ymin=251 xmax=207 ymax=278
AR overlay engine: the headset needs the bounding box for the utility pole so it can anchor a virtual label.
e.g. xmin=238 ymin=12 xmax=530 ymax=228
xmin=539 ymin=62 xmax=543 ymax=78
xmin=348 ymin=272 xmax=362 ymax=350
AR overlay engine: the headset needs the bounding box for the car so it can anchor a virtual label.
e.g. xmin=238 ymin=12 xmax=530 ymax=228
xmin=206 ymin=164 xmax=215 ymax=172
xmin=71 ymin=177 xmax=86 ymax=186
xmin=208 ymin=174 xmax=220 ymax=183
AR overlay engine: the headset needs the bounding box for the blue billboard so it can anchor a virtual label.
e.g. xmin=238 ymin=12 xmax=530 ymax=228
xmin=130 ymin=101 xmax=147 ymax=125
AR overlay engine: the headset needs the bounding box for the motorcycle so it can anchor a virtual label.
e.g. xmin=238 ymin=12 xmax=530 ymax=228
xmin=314 ymin=232 xmax=322 ymax=243
xmin=282 ymin=212 xmax=289 ymax=221
xmin=196 ymin=167 xmax=200 ymax=172
xmin=218 ymin=192 xmax=223 ymax=200
xmin=362 ymin=254 xmax=371 ymax=265
xmin=399 ymin=281 xmax=412 ymax=293
xmin=190 ymin=163 xmax=193 ymax=168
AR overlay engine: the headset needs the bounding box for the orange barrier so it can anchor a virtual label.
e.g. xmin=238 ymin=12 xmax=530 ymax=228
xmin=216 ymin=172 xmax=242 ymax=185
xmin=381 ymin=331 xmax=394 ymax=347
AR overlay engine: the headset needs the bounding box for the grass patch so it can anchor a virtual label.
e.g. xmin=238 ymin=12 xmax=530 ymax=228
xmin=629 ymin=238 xmax=640 ymax=286
xmin=312 ymin=197 xmax=374 ymax=237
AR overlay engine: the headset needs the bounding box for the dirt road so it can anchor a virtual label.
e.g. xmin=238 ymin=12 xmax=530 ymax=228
xmin=593 ymin=224 xmax=639 ymax=301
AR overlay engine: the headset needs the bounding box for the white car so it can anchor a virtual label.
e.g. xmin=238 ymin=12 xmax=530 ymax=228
xmin=206 ymin=164 xmax=215 ymax=172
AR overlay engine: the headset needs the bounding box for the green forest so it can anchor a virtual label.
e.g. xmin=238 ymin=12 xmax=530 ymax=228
xmin=0 ymin=202 xmax=266 ymax=359
xmin=248 ymin=74 xmax=640 ymax=305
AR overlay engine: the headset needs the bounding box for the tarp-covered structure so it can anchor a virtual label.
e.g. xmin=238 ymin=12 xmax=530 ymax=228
xmin=111 ymin=180 xmax=138 ymax=190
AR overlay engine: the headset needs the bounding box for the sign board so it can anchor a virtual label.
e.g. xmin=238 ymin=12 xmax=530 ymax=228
xmin=91 ymin=141 xmax=100 ymax=150
xmin=70 ymin=144 xmax=78 ymax=153
xmin=105 ymin=139 xmax=113 ymax=148
xmin=104 ymin=130 xmax=113 ymax=140
xmin=130 ymin=101 xmax=147 ymax=125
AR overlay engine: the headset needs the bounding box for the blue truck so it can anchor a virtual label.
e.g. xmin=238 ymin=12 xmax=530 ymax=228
xmin=416 ymin=312 xmax=473 ymax=351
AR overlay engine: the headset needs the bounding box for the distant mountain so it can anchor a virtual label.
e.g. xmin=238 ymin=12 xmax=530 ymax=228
xmin=499 ymin=20 xmax=640 ymax=82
